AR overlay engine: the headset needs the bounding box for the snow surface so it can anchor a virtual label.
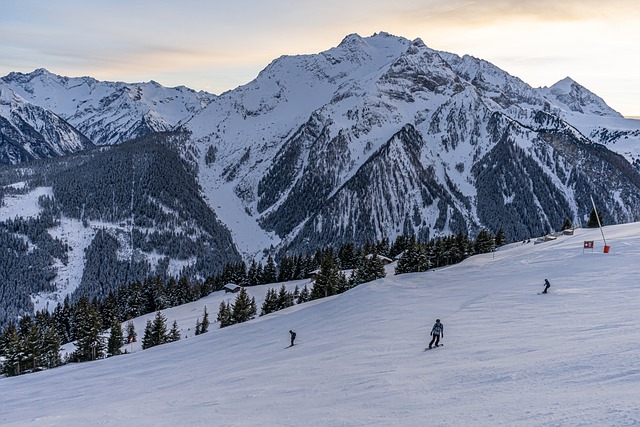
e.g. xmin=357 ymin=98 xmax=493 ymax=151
xmin=2 ymin=223 xmax=640 ymax=426
xmin=0 ymin=186 xmax=52 ymax=222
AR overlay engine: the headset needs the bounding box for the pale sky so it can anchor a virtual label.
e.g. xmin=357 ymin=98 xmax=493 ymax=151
xmin=1 ymin=0 xmax=638 ymax=117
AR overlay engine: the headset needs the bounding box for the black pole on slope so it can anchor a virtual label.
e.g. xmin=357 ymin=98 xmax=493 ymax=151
xmin=590 ymin=195 xmax=608 ymax=251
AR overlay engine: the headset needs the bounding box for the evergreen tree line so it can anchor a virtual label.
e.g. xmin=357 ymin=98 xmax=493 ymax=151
xmin=1 ymin=227 xmax=507 ymax=376
xmin=218 ymin=244 xmax=395 ymax=327
xmin=0 ymin=295 xmax=127 ymax=376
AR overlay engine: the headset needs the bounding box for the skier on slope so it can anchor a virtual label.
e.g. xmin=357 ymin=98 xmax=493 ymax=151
xmin=542 ymin=279 xmax=551 ymax=294
xmin=289 ymin=330 xmax=296 ymax=347
xmin=428 ymin=319 xmax=444 ymax=349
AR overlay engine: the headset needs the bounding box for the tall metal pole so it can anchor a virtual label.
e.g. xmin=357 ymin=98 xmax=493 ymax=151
xmin=590 ymin=195 xmax=607 ymax=246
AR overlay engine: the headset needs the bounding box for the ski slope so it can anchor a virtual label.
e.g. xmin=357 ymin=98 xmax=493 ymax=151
xmin=1 ymin=224 xmax=640 ymax=426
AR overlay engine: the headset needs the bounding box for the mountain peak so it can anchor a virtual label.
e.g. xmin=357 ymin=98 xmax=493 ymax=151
xmin=544 ymin=76 xmax=622 ymax=117
xmin=549 ymin=76 xmax=578 ymax=91
xmin=338 ymin=33 xmax=366 ymax=48
xmin=2 ymin=68 xmax=50 ymax=83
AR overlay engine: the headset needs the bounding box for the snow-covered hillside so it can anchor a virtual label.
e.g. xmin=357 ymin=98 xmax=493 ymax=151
xmin=1 ymin=223 xmax=639 ymax=426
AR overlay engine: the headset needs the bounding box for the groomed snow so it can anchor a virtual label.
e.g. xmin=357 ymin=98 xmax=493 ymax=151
xmin=1 ymin=223 xmax=639 ymax=426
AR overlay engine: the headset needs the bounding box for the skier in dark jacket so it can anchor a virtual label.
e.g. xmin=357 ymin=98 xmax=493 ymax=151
xmin=289 ymin=330 xmax=296 ymax=347
xmin=542 ymin=279 xmax=551 ymax=294
xmin=429 ymin=319 xmax=444 ymax=349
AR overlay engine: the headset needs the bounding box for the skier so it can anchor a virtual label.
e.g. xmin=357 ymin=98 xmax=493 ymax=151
xmin=289 ymin=330 xmax=296 ymax=347
xmin=428 ymin=319 xmax=444 ymax=349
xmin=542 ymin=279 xmax=551 ymax=294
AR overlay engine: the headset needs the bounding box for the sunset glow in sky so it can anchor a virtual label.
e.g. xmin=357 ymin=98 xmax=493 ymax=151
xmin=1 ymin=0 xmax=638 ymax=117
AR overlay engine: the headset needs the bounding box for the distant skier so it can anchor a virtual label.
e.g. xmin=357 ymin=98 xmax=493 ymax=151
xmin=289 ymin=330 xmax=296 ymax=347
xmin=428 ymin=319 xmax=444 ymax=349
xmin=542 ymin=279 xmax=551 ymax=294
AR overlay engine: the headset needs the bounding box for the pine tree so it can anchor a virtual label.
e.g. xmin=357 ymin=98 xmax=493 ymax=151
xmin=142 ymin=311 xmax=169 ymax=349
xmin=100 ymin=291 xmax=118 ymax=329
xmin=231 ymin=287 xmax=255 ymax=324
xmin=73 ymin=297 xmax=106 ymax=362
xmin=200 ymin=306 xmax=210 ymax=334
xmin=0 ymin=322 xmax=24 ymax=376
xmin=169 ymin=320 xmax=181 ymax=342
xmin=260 ymin=288 xmax=278 ymax=316
xmin=311 ymin=252 xmax=346 ymax=300
xmin=250 ymin=297 xmax=257 ymax=319
xmin=23 ymin=321 xmax=42 ymax=372
xmin=107 ymin=317 xmax=124 ymax=357
xmin=195 ymin=318 xmax=202 ymax=336
xmin=176 ymin=276 xmax=194 ymax=305
xmin=395 ymin=237 xmax=429 ymax=274
xmin=41 ymin=325 xmax=62 ymax=369
xmin=352 ymin=253 xmax=386 ymax=285
xmin=276 ymin=285 xmax=294 ymax=310
xmin=474 ymin=229 xmax=496 ymax=254
xmin=587 ymin=209 xmax=603 ymax=228
xmin=278 ymin=256 xmax=294 ymax=282
xmin=296 ymin=285 xmax=310 ymax=304
xmin=338 ymin=242 xmax=358 ymax=269
xmin=262 ymin=255 xmax=277 ymax=284
xmin=127 ymin=280 xmax=146 ymax=319
xmin=495 ymin=228 xmax=507 ymax=247
xmin=247 ymin=260 xmax=260 ymax=286
xmin=455 ymin=232 xmax=471 ymax=263
xmin=126 ymin=320 xmax=137 ymax=343
xmin=217 ymin=301 xmax=233 ymax=328
xmin=52 ymin=300 xmax=72 ymax=343
xmin=141 ymin=320 xmax=154 ymax=349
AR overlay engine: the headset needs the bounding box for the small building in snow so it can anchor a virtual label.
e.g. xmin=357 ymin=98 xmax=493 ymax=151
xmin=366 ymin=254 xmax=394 ymax=265
xmin=223 ymin=283 xmax=242 ymax=293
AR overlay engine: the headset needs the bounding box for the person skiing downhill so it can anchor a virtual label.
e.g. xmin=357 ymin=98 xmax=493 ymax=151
xmin=429 ymin=319 xmax=444 ymax=349
xmin=542 ymin=279 xmax=551 ymax=294
xmin=289 ymin=330 xmax=296 ymax=347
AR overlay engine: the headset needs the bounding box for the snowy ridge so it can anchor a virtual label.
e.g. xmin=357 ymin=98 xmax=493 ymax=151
xmin=1 ymin=223 xmax=639 ymax=426
xmin=1 ymin=68 xmax=214 ymax=147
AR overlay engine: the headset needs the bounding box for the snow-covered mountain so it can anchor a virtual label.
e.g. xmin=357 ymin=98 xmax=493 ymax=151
xmin=0 ymin=68 xmax=214 ymax=152
xmin=0 ymin=86 xmax=93 ymax=164
xmin=2 ymin=223 xmax=639 ymax=426
xmin=2 ymin=31 xmax=640 ymax=327
xmin=187 ymin=32 xmax=640 ymax=256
